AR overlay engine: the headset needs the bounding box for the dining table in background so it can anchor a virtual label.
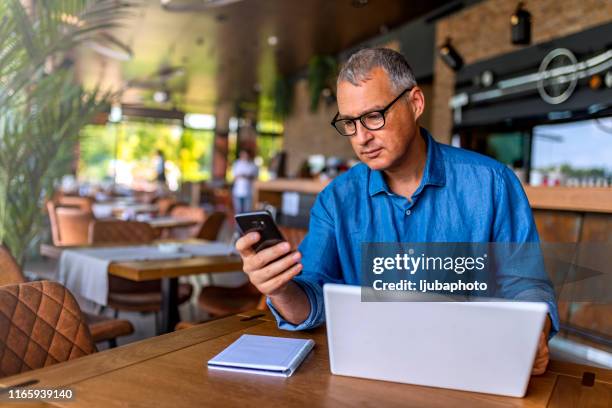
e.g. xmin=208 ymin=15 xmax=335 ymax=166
xmin=92 ymin=201 xmax=159 ymax=219
xmin=42 ymin=240 xmax=243 ymax=333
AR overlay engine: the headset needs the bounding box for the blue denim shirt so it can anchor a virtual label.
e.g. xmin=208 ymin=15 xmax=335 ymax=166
xmin=269 ymin=128 xmax=559 ymax=336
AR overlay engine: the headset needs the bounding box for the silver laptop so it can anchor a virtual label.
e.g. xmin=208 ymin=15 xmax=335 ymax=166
xmin=323 ymin=283 xmax=547 ymax=397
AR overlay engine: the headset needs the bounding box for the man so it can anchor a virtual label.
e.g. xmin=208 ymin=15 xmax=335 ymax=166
xmin=232 ymin=149 xmax=259 ymax=214
xmin=236 ymin=48 xmax=558 ymax=375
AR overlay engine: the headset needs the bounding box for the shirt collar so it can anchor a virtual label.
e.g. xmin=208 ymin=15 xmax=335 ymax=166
xmin=368 ymin=127 xmax=446 ymax=197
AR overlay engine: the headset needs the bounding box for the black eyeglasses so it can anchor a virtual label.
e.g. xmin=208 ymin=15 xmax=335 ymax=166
xmin=330 ymin=87 xmax=412 ymax=136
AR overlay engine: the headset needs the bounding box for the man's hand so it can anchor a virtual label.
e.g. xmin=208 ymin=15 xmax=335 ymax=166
xmin=235 ymin=231 xmax=310 ymax=325
xmin=532 ymin=316 xmax=551 ymax=375
xmin=236 ymin=231 xmax=302 ymax=296
xmin=531 ymin=332 xmax=549 ymax=375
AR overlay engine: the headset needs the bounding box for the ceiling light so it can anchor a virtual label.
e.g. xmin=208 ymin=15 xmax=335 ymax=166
xmin=511 ymin=2 xmax=531 ymax=45
xmin=109 ymin=104 xmax=122 ymax=123
xmin=59 ymin=13 xmax=84 ymax=27
xmin=153 ymin=91 xmax=169 ymax=103
xmin=438 ymin=38 xmax=463 ymax=71
xmin=351 ymin=0 xmax=368 ymax=8
xmin=267 ymin=36 xmax=278 ymax=46
xmin=184 ymin=113 xmax=216 ymax=129
xmin=605 ymin=71 xmax=612 ymax=88
xmin=161 ymin=0 xmax=245 ymax=12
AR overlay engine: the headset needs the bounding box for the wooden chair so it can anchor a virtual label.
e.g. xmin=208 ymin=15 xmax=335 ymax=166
xmin=196 ymin=211 xmax=227 ymax=241
xmin=57 ymin=195 xmax=94 ymax=213
xmin=88 ymin=220 xmax=193 ymax=319
xmin=89 ymin=220 xmax=156 ymax=244
xmin=196 ymin=226 xmax=308 ymax=318
xmin=0 ymin=281 xmax=96 ymax=378
xmin=46 ymin=201 xmax=93 ymax=246
xmin=168 ymin=205 xmax=206 ymax=239
xmin=154 ymin=196 xmax=178 ymax=216
xmin=0 ymin=243 xmax=133 ymax=348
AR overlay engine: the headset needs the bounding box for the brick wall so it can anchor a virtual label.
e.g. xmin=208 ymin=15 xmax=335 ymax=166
xmin=282 ymin=79 xmax=354 ymax=176
xmin=431 ymin=0 xmax=612 ymax=143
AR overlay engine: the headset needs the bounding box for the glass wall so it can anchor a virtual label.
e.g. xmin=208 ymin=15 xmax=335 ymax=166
xmin=78 ymin=119 xmax=214 ymax=191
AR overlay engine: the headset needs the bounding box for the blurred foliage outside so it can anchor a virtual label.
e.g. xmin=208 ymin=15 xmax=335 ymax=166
xmin=80 ymin=119 xmax=283 ymax=186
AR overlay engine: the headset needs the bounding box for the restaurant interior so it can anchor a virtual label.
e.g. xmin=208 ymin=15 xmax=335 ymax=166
xmin=0 ymin=0 xmax=610 ymax=406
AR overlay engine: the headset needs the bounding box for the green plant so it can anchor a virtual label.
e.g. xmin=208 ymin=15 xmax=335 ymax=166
xmin=273 ymin=75 xmax=293 ymax=118
xmin=307 ymin=55 xmax=337 ymax=112
xmin=0 ymin=0 xmax=133 ymax=264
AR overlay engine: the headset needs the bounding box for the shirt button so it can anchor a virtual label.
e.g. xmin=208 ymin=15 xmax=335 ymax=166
xmin=405 ymin=209 xmax=411 ymax=216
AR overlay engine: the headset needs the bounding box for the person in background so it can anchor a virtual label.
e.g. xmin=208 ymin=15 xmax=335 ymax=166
xmin=155 ymin=149 xmax=167 ymax=193
xmin=232 ymin=149 xmax=259 ymax=214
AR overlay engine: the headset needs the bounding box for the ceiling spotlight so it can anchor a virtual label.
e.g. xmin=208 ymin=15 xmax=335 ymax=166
xmin=480 ymin=70 xmax=494 ymax=87
xmin=153 ymin=90 xmax=169 ymax=103
xmin=511 ymin=2 xmax=531 ymax=45
xmin=589 ymin=74 xmax=603 ymax=90
xmin=267 ymin=36 xmax=278 ymax=46
xmin=438 ymin=38 xmax=463 ymax=71
xmin=351 ymin=0 xmax=368 ymax=8
xmin=605 ymin=71 xmax=612 ymax=88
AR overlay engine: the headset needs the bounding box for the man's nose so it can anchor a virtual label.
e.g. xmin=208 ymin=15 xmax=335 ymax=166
xmin=353 ymin=121 xmax=374 ymax=145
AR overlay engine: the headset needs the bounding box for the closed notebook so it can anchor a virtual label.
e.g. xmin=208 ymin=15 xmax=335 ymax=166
xmin=207 ymin=334 xmax=315 ymax=377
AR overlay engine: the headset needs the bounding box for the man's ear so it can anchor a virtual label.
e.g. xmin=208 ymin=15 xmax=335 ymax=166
xmin=409 ymin=87 xmax=425 ymax=121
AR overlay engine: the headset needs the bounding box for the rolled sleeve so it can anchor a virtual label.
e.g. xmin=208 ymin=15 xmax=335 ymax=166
xmin=267 ymin=278 xmax=324 ymax=331
xmin=269 ymin=188 xmax=342 ymax=331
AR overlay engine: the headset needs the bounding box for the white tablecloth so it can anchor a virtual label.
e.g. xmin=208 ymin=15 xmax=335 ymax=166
xmin=59 ymin=246 xmax=192 ymax=306
xmin=180 ymin=242 xmax=236 ymax=257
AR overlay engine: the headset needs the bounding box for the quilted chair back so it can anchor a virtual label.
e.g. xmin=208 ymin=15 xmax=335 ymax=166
xmin=88 ymin=220 xmax=159 ymax=294
xmin=0 ymin=281 xmax=96 ymax=378
xmin=0 ymin=244 xmax=25 ymax=287
xmin=89 ymin=220 xmax=155 ymax=244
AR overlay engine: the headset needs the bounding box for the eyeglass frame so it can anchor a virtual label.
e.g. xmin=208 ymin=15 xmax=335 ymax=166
xmin=330 ymin=86 xmax=413 ymax=136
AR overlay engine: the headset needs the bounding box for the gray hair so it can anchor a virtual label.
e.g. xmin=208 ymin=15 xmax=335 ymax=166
xmin=337 ymin=48 xmax=417 ymax=93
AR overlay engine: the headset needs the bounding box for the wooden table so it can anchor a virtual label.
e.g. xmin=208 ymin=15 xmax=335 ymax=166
xmin=1 ymin=310 xmax=609 ymax=407
xmin=145 ymin=217 xmax=197 ymax=230
xmin=40 ymin=240 xmax=243 ymax=334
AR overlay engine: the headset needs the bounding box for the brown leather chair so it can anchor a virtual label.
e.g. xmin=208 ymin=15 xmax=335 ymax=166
xmin=88 ymin=220 xmax=193 ymax=317
xmin=46 ymin=201 xmax=92 ymax=246
xmin=89 ymin=220 xmax=155 ymax=244
xmin=0 ymin=281 xmax=96 ymax=378
xmin=168 ymin=205 xmax=206 ymax=239
xmin=196 ymin=226 xmax=307 ymax=318
xmin=155 ymin=196 xmax=177 ymax=216
xmin=196 ymin=211 xmax=227 ymax=241
xmin=0 ymin=243 xmax=133 ymax=347
xmin=0 ymin=245 xmax=24 ymax=287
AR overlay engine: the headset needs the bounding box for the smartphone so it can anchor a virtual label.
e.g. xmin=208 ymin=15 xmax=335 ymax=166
xmin=235 ymin=211 xmax=286 ymax=252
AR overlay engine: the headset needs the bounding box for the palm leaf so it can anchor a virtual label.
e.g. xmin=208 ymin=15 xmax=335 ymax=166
xmin=0 ymin=0 xmax=133 ymax=263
